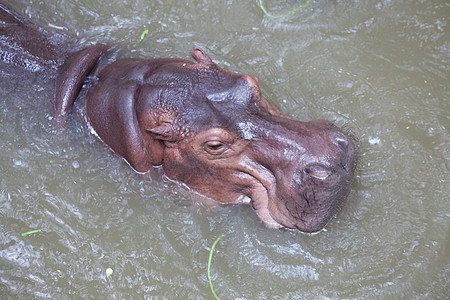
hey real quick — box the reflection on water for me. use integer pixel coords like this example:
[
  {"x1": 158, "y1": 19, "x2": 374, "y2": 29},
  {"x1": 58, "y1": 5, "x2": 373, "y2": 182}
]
[{"x1": 0, "y1": 0, "x2": 448, "y2": 298}]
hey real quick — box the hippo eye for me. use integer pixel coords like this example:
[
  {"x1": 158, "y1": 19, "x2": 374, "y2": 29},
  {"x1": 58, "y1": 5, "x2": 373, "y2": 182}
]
[
  {"x1": 204, "y1": 140, "x2": 228, "y2": 155},
  {"x1": 305, "y1": 164, "x2": 332, "y2": 180}
]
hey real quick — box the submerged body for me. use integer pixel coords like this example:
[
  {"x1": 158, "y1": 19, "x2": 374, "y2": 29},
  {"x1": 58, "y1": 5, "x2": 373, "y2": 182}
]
[{"x1": 0, "y1": 4, "x2": 356, "y2": 233}]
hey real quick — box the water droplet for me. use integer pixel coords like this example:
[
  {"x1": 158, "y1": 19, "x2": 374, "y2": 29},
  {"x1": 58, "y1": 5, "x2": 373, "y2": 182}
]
[
  {"x1": 368, "y1": 136, "x2": 381, "y2": 145},
  {"x1": 106, "y1": 268, "x2": 113, "y2": 277}
]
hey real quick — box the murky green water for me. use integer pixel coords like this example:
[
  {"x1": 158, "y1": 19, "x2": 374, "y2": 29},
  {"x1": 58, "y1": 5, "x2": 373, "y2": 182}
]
[{"x1": 1, "y1": 0, "x2": 448, "y2": 298}]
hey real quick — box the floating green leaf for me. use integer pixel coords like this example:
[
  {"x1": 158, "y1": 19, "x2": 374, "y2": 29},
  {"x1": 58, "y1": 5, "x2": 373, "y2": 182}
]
[
  {"x1": 139, "y1": 29, "x2": 149, "y2": 42},
  {"x1": 208, "y1": 235, "x2": 223, "y2": 300},
  {"x1": 21, "y1": 229, "x2": 41, "y2": 236}
]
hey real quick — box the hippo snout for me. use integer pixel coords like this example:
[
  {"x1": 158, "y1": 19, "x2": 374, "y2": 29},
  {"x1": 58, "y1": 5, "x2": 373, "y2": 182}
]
[
  {"x1": 298, "y1": 129, "x2": 356, "y2": 233},
  {"x1": 256, "y1": 119, "x2": 358, "y2": 234}
]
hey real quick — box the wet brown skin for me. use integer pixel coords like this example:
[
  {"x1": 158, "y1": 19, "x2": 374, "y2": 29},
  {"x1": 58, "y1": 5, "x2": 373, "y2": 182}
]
[{"x1": 1, "y1": 4, "x2": 357, "y2": 233}]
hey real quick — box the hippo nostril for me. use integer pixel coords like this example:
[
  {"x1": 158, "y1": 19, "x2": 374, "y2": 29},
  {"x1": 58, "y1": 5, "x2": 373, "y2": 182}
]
[
  {"x1": 305, "y1": 164, "x2": 332, "y2": 180},
  {"x1": 330, "y1": 131, "x2": 350, "y2": 151}
]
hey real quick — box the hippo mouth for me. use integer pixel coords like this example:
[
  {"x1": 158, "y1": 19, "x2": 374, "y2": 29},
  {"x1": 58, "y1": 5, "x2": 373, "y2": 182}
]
[
  {"x1": 236, "y1": 155, "x2": 349, "y2": 234},
  {"x1": 235, "y1": 157, "x2": 304, "y2": 231}
]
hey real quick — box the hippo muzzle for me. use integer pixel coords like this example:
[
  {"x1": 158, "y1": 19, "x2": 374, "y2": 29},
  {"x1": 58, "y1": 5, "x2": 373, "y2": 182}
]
[
  {"x1": 216, "y1": 116, "x2": 357, "y2": 234},
  {"x1": 260, "y1": 119, "x2": 356, "y2": 233}
]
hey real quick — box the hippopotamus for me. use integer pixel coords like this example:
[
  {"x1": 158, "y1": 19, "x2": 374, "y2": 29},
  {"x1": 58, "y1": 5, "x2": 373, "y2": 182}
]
[{"x1": 0, "y1": 4, "x2": 357, "y2": 234}]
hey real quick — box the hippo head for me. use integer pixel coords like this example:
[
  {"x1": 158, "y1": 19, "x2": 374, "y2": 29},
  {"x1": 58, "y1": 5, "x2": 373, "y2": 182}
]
[{"x1": 140, "y1": 49, "x2": 357, "y2": 233}]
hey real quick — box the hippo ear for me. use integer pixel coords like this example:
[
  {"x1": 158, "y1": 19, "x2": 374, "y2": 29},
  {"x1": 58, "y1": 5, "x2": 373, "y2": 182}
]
[
  {"x1": 191, "y1": 48, "x2": 213, "y2": 64},
  {"x1": 147, "y1": 123, "x2": 177, "y2": 142}
]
